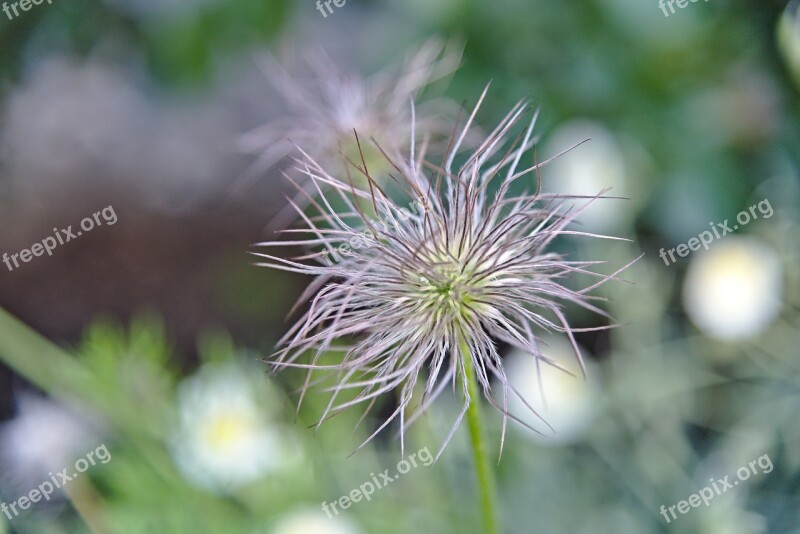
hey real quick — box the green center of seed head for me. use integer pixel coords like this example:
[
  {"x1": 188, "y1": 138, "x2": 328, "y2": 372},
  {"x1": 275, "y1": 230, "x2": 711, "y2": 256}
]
[
  {"x1": 433, "y1": 280, "x2": 455, "y2": 296},
  {"x1": 421, "y1": 264, "x2": 477, "y2": 317}
]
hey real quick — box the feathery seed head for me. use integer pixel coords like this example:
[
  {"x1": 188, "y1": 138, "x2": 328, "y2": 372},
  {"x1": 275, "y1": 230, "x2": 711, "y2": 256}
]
[
  {"x1": 254, "y1": 86, "x2": 638, "y2": 459},
  {"x1": 237, "y1": 39, "x2": 464, "y2": 226}
]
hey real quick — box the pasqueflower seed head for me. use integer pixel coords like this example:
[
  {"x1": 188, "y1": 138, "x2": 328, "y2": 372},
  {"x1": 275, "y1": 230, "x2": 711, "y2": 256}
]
[
  {"x1": 253, "y1": 86, "x2": 638, "y2": 459},
  {"x1": 238, "y1": 39, "x2": 463, "y2": 228}
]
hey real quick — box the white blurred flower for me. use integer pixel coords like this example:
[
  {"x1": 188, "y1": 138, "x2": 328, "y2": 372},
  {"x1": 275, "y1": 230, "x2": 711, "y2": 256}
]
[
  {"x1": 0, "y1": 394, "x2": 100, "y2": 491},
  {"x1": 503, "y1": 338, "x2": 600, "y2": 445},
  {"x1": 683, "y1": 237, "x2": 783, "y2": 341},
  {"x1": 170, "y1": 362, "x2": 296, "y2": 494},
  {"x1": 272, "y1": 509, "x2": 362, "y2": 534},
  {"x1": 542, "y1": 120, "x2": 629, "y2": 231}
]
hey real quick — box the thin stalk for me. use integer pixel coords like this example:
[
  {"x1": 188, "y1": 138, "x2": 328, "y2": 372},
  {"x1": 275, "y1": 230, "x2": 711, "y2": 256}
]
[
  {"x1": 460, "y1": 337, "x2": 498, "y2": 534},
  {"x1": 64, "y1": 478, "x2": 110, "y2": 534}
]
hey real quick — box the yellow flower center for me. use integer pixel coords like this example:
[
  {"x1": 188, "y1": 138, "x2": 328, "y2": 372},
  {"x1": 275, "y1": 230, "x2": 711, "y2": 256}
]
[{"x1": 203, "y1": 412, "x2": 255, "y2": 451}]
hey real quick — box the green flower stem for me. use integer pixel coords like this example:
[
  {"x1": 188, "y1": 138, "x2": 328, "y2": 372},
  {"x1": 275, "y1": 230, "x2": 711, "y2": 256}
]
[
  {"x1": 0, "y1": 307, "x2": 91, "y2": 395},
  {"x1": 460, "y1": 337, "x2": 499, "y2": 534}
]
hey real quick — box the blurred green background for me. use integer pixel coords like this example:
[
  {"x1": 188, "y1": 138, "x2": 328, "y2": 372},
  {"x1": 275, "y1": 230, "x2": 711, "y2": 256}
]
[{"x1": 1, "y1": 0, "x2": 799, "y2": 532}]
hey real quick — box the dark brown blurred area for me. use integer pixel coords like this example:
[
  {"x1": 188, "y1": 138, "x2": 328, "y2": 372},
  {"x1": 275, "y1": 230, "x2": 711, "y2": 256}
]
[{"x1": 0, "y1": 188, "x2": 309, "y2": 411}]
